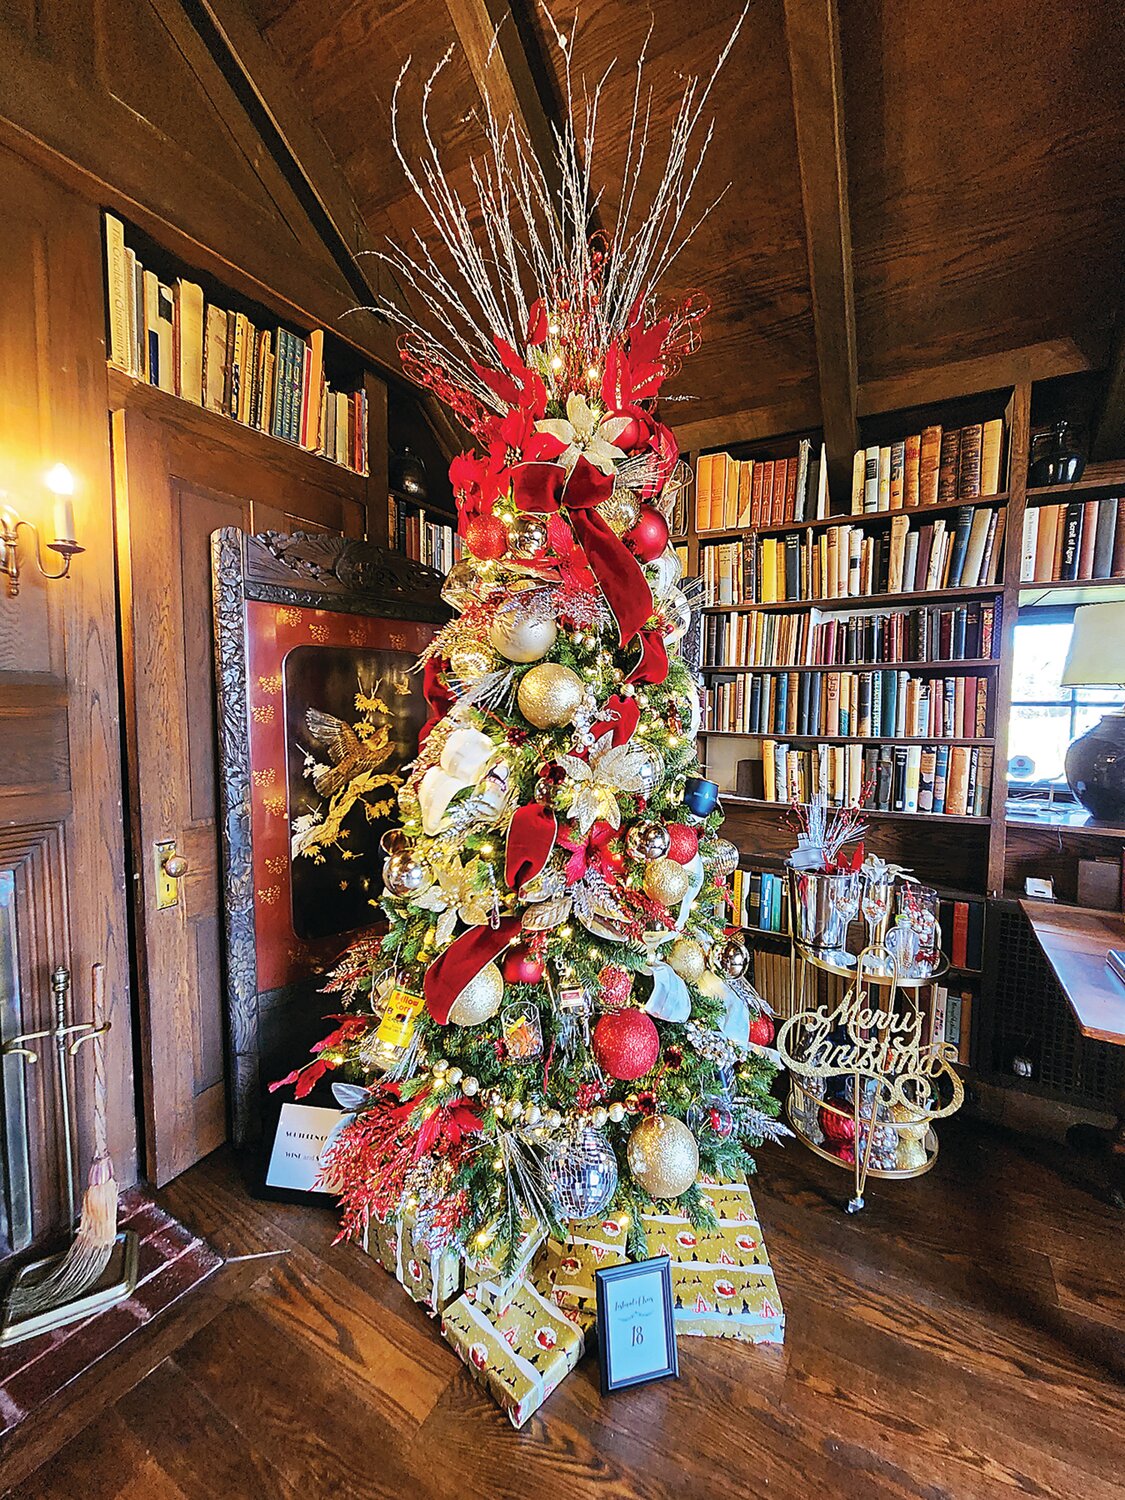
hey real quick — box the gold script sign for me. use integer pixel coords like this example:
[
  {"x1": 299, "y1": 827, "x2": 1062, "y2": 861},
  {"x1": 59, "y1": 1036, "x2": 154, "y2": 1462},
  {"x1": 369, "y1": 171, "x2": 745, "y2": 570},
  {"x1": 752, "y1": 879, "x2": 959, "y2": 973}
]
[{"x1": 775, "y1": 992, "x2": 964, "y2": 1119}]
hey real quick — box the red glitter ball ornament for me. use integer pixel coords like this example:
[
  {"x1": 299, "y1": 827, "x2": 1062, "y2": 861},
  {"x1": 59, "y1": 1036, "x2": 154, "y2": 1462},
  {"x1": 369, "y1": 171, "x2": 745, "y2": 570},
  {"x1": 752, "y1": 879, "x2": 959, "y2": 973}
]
[
  {"x1": 598, "y1": 965, "x2": 633, "y2": 1011},
  {"x1": 623, "y1": 505, "x2": 669, "y2": 563},
  {"x1": 818, "y1": 1106, "x2": 855, "y2": 1145},
  {"x1": 502, "y1": 942, "x2": 545, "y2": 985},
  {"x1": 664, "y1": 824, "x2": 699, "y2": 865},
  {"x1": 465, "y1": 515, "x2": 508, "y2": 560},
  {"x1": 592, "y1": 1010, "x2": 660, "y2": 1081},
  {"x1": 748, "y1": 1015, "x2": 775, "y2": 1047}
]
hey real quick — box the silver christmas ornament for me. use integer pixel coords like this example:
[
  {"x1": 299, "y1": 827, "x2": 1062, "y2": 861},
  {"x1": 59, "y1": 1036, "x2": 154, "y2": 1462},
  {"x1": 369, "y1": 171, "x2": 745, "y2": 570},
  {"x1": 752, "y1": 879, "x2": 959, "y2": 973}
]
[
  {"x1": 383, "y1": 849, "x2": 430, "y2": 897},
  {"x1": 711, "y1": 937, "x2": 750, "y2": 979},
  {"x1": 441, "y1": 558, "x2": 479, "y2": 611},
  {"x1": 508, "y1": 514, "x2": 549, "y2": 559},
  {"x1": 710, "y1": 839, "x2": 740, "y2": 876},
  {"x1": 625, "y1": 819, "x2": 671, "y2": 861},
  {"x1": 542, "y1": 1125, "x2": 618, "y2": 1219},
  {"x1": 633, "y1": 747, "x2": 665, "y2": 797}
]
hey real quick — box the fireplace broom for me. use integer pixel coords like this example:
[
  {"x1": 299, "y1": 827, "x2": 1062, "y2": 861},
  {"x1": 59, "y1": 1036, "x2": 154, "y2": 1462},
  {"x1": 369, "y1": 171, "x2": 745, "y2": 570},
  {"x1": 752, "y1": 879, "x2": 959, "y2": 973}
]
[{"x1": 7, "y1": 963, "x2": 119, "y2": 1316}]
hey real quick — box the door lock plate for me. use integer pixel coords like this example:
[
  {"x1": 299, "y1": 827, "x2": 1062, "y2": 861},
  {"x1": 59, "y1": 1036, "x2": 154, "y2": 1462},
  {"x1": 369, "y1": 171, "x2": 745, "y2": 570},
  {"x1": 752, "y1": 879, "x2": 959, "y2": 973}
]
[{"x1": 154, "y1": 840, "x2": 181, "y2": 910}]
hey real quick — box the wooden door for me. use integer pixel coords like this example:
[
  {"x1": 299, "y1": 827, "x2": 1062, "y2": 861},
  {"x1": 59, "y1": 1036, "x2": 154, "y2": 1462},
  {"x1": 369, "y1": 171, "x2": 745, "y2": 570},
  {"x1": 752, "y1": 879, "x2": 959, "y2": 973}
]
[{"x1": 112, "y1": 396, "x2": 366, "y2": 1183}]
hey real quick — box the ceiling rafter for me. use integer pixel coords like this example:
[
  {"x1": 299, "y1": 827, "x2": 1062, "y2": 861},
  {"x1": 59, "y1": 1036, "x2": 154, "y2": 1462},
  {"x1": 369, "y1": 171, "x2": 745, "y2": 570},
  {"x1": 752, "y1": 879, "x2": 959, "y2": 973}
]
[{"x1": 781, "y1": 0, "x2": 857, "y2": 488}]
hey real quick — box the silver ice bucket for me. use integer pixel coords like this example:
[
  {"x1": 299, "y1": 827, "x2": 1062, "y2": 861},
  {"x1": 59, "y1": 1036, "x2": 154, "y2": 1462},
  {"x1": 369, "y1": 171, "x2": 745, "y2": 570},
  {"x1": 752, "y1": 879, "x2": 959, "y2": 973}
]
[{"x1": 787, "y1": 866, "x2": 858, "y2": 955}]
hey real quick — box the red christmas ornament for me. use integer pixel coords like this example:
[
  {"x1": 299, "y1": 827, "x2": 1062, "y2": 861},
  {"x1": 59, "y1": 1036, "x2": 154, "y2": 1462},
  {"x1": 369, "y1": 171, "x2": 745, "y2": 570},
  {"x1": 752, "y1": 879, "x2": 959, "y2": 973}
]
[
  {"x1": 592, "y1": 1010, "x2": 660, "y2": 1081},
  {"x1": 598, "y1": 965, "x2": 633, "y2": 1012},
  {"x1": 664, "y1": 1044, "x2": 684, "y2": 1070},
  {"x1": 502, "y1": 943, "x2": 545, "y2": 985},
  {"x1": 465, "y1": 515, "x2": 508, "y2": 560},
  {"x1": 623, "y1": 505, "x2": 669, "y2": 563},
  {"x1": 664, "y1": 824, "x2": 699, "y2": 865},
  {"x1": 748, "y1": 1015, "x2": 775, "y2": 1047},
  {"x1": 818, "y1": 1106, "x2": 855, "y2": 1145},
  {"x1": 635, "y1": 1088, "x2": 658, "y2": 1117}
]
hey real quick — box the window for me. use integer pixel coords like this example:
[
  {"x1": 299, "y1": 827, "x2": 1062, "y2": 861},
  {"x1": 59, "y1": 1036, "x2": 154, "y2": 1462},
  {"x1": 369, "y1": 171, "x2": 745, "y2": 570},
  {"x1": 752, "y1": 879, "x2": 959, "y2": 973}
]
[{"x1": 1008, "y1": 614, "x2": 1125, "y2": 789}]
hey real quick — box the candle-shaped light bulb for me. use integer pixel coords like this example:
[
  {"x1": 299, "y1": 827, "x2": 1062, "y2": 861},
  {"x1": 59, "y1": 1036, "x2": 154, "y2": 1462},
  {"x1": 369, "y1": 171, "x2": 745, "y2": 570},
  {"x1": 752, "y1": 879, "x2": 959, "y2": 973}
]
[{"x1": 45, "y1": 463, "x2": 76, "y2": 544}]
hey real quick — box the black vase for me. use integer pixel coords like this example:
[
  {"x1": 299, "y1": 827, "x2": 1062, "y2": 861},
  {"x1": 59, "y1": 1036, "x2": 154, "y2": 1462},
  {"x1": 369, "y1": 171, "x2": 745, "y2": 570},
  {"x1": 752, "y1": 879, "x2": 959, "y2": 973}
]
[
  {"x1": 1065, "y1": 712, "x2": 1125, "y2": 821},
  {"x1": 1028, "y1": 421, "x2": 1086, "y2": 487}
]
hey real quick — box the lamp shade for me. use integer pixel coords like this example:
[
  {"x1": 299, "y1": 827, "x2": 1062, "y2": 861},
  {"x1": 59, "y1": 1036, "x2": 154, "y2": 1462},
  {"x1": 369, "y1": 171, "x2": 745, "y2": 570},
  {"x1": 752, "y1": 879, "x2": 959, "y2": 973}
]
[{"x1": 1060, "y1": 602, "x2": 1125, "y2": 688}]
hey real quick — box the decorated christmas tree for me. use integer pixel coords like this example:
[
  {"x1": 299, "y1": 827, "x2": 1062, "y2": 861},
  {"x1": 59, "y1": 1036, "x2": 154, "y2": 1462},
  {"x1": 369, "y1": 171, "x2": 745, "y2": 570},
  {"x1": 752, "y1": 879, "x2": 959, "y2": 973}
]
[{"x1": 279, "y1": 20, "x2": 783, "y2": 1285}]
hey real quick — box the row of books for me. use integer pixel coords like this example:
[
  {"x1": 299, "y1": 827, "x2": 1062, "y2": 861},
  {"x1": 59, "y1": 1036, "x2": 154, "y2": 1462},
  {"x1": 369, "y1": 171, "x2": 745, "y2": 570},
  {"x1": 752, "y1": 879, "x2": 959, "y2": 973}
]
[
  {"x1": 700, "y1": 601, "x2": 1001, "y2": 669},
  {"x1": 850, "y1": 421, "x2": 1005, "y2": 513},
  {"x1": 731, "y1": 868, "x2": 790, "y2": 935},
  {"x1": 754, "y1": 739, "x2": 994, "y2": 817},
  {"x1": 746, "y1": 946, "x2": 798, "y2": 1020},
  {"x1": 104, "y1": 214, "x2": 369, "y2": 475},
  {"x1": 705, "y1": 670, "x2": 991, "y2": 741},
  {"x1": 389, "y1": 500, "x2": 463, "y2": 573},
  {"x1": 939, "y1": 898, "x2": 986, "y2": 972},
  {"x1": 704, "y1": 505, "x2": 1005, "y2": 605},
  {"x1": 1019, "y1": 496, "x2": 1125, "y2": 583},
  {"x1": 695, "y1": 439, "x2": 829, "y2": 531},
  {"x1": 931, "y1": 985, "x2": 974, "y2": 1066}
]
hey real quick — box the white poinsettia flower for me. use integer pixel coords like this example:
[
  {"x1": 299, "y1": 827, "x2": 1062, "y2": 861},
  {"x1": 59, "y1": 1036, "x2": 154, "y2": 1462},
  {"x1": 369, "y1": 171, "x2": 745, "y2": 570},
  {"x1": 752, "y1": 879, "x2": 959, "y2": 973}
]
[
  {"x1": 535, "y1": 393, "x2": 631, "y2": 476},
  {"x1": 556, "y1": 731, "x2": 654, "y2": 837}
]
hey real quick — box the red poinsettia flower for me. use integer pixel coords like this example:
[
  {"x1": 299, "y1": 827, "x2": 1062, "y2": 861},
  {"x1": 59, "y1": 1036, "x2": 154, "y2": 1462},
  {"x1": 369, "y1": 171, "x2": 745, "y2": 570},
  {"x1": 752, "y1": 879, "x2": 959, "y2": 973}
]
[
  {"x1": 270, "y1": 1014, "x2": 369, "y2": 1098},
  {"x1": 485, "y1": 404, "x2": 565, "y2": 479},
  {"x1": 525, "y1": 298, "x2": 550, "y2": 348},
  {"x1": 471, "y1": 336, "x2": 549, "y2": 419}
]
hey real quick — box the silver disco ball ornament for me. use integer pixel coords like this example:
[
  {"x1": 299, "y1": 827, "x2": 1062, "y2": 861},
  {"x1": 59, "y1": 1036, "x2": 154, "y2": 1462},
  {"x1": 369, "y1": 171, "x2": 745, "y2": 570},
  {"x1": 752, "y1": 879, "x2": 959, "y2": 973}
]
[
  {"x1": 634, "y1": 747, "x2": 665, "y2": 797},
  {"x1": 542, "y1": 1125, "x2": 618, "y2": 1220}
]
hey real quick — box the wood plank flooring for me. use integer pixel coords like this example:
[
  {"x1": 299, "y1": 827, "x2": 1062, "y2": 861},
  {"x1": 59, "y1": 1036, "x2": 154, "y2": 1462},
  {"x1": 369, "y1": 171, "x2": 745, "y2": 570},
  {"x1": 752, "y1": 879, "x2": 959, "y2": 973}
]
[{"x1": 6, "y1": 1118, "x2": 1123, "y2": 1500}]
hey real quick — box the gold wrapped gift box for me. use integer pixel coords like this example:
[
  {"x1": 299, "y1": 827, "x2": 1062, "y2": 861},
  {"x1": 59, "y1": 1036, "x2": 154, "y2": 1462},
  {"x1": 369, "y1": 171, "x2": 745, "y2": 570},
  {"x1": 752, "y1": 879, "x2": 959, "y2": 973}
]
[
  {"x1": 543, "y1": 1211, "x2": 630, "y2": 1315},
  {"x1": 461, "y1": 1216, "x2": 546, "y2": 1316},
  {"x1": 641, "y1": 1174, "x2": 785, "y2": 1344},
  {"x1": 441, "y1": 1269, "x2": 586, "y2": 1429},
  {"x1": 360, "y1": 1208, "x2": 462, "y2": 1316}
]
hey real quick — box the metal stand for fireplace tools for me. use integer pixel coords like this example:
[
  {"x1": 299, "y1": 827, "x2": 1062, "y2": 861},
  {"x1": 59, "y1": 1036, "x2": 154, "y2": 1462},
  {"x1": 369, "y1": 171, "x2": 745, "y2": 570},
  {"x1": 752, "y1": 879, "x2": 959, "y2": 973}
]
[{"x1": 0, "y1": 965, "x2": 138, "y2": 1345}]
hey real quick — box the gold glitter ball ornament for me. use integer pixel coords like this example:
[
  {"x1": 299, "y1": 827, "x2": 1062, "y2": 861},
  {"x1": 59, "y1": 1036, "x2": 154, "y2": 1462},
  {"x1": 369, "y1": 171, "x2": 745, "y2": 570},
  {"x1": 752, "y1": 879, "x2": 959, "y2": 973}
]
[
  {"x1": 448, "y1": 641, "x2": 497, "y2": 684},
  {"x1": 489, "y1": 612, "x2": 558, "y2": 663},
  {"x1": 643, "y1": 856, "x2": 691, "y2": 906},
  {"x1": 667, "y1": 936, "x2": 707, "y2": 984},
  {"x1": 626, "y1": 1114, "x2": 699, "y2": 1199},
  {"x1": 447, "y1": 962, "x2": 504, "y2": 1026},
  {"x1": 517, "y1": 663, "x2": 584, "y2": 728}
]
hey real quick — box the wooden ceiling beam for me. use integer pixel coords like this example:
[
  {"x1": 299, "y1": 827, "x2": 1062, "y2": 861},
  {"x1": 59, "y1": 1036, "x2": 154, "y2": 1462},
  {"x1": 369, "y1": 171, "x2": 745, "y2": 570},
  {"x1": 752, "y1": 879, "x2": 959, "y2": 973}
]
[
  {"x1": 782, "y1": 0, "x2": 857, "y2": 491},
  {"x1": 858, "y1": 339, "x2": 1097, "y2": 418},
  {"x1": 444, "y1": 0, "x2": 563, "y2": 201},
  {"x1": 672, "y1": 394, "x2": 823, "y2": 454}
]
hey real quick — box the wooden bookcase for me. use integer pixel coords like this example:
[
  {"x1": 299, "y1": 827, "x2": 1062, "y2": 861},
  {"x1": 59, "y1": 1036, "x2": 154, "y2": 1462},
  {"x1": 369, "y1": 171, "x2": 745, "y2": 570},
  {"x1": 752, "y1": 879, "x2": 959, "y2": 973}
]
[{"x1": 682, "y1": 378, "x2": 1125, "y2": 1079}]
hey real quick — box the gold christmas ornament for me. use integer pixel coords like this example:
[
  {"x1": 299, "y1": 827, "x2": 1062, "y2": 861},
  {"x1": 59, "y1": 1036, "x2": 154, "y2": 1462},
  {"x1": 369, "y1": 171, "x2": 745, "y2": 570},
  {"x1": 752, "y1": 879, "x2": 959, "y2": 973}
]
[
  {"x1": 643, "y1": 856, "x2": 691, "y2": 906},
  {"x1": 517, "y1": 663, "x2": 584, "y2": 728},
  {"x1": 447, "y1": 962, "x2": 504, "y2": 1026},
  {"x1": 626, "y1": 1114, "x2": 699, "y2": 1199},
  {"x1": 598, "y1": 488, "x2": 641, "y2": 536},
  {"x1": 667, "y1": 936, "x2": 707, "y2": 984},
  {"x1": 507, "y1": 514, "x2": 550, "y2": 559},
  {"x1": 711, "y1": 937, "x2": 750, "y2": 979},
  {"x1": 489, "y1": 612, "x2": 558, "y2": 663},
  {"x1": 449, "y1": 641, "x2": 497, "y2": 684}
]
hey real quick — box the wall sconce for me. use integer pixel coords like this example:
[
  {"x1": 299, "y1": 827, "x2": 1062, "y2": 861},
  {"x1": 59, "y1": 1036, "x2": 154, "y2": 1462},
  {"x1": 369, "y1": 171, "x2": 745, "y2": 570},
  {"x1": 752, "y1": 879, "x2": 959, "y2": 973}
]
[{"x1": 0, "y1": 464, "x2": 85, "y2": 598}]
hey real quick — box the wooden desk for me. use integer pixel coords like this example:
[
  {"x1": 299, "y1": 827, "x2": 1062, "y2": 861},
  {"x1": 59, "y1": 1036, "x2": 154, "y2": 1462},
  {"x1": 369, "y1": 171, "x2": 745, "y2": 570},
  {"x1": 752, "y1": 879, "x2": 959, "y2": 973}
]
[
  {"x1": 1021, "y1": 900, "x2": 1125, "y2": 1206},
  {"x1": 1019, "y1": 902, "x2": 1125, "y2": 1046}
]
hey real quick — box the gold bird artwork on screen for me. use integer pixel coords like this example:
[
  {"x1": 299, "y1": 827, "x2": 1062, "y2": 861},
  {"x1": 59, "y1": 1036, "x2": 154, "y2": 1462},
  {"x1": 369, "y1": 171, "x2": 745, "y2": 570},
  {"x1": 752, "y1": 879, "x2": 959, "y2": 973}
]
[{"x1": 291, "y1": 671, "x2": 406, "y2": 864}]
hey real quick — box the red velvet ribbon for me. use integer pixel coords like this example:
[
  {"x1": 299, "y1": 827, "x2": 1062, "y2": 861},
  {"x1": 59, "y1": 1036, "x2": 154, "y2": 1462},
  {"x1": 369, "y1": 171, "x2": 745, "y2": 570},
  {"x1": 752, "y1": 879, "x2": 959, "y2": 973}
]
[
  {"x1": 504, "y1": 803, "x2": 558, "y2": 892},
  {"x1": 511, "y1": 457, "x2": 654, "y2": 646},
  {"x1": 424, "y1": 914, "x2": 523, "y2": 1025},
  {"x1": 419, "y1": 656, "x2": 455, "y2": 748},
  {"x1": 591, "y1": 694, "x2": 640, "y2": 746},
  {"x1": 628, "y1": 628, "x2": 669, "y2": 687}
]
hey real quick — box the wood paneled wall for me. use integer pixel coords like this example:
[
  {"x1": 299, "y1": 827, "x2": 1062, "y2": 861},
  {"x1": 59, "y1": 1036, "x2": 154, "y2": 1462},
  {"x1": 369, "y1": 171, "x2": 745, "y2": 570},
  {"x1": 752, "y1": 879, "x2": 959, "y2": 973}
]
[{"x1": 0, "y1": 146, "x2": 136, "y2": 1241}]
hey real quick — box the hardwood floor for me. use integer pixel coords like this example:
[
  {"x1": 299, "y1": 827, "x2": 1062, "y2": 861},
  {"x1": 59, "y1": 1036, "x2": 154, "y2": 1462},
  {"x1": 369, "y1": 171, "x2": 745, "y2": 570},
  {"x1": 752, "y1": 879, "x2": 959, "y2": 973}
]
[{"x1": 7, "y1": 1118, "x2": 1123, "y2": 1500}]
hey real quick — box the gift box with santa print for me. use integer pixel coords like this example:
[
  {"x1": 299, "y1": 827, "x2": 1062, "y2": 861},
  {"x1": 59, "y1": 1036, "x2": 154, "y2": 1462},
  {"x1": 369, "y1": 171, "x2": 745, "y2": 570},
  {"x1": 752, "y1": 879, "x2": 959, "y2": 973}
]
[
  {"x1": 460, "y1": 1215, "x2": 547, "y2": 1316},
  {"x1": 360, "y1": 1205, "x2": 462, "y2": 1316},
  {"x1": 441, "y1": 1274, "x2": 586, "y2": 1429},
  {"x1": 640, "y1": 1174, "x2": 785, "y2": 1344},
  {"x1": 544, "y1": 1210, "x2": 630, "y2": 1315}
]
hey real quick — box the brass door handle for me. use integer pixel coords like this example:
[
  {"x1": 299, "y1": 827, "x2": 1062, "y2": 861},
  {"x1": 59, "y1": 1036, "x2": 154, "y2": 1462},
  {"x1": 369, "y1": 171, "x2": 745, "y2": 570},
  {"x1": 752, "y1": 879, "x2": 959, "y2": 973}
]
[
  {"x1": 154, "y1": 840, "x2": 188, "y2": 908},
  {"x1": 162, "y1": 851, "x2": 188, "y2": 879}
]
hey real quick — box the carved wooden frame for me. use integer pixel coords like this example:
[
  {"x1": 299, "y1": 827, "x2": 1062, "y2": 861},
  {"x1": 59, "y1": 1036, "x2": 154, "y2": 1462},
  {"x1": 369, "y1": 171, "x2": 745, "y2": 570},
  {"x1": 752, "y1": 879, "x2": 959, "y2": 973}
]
[{"x1": 211, "y1": 528, "x2": 446, "y2": 1145}]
